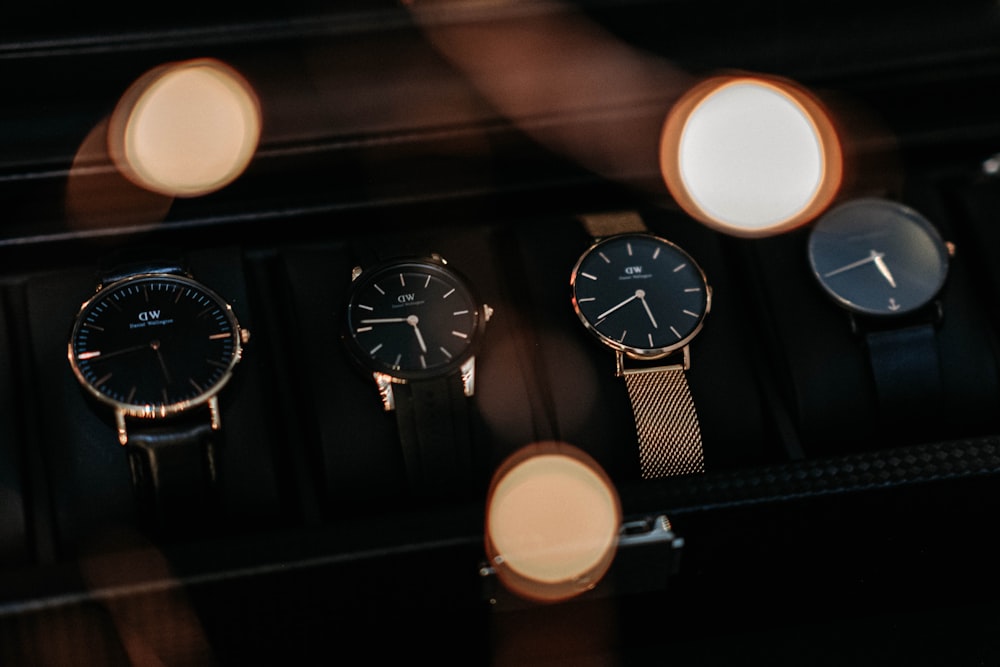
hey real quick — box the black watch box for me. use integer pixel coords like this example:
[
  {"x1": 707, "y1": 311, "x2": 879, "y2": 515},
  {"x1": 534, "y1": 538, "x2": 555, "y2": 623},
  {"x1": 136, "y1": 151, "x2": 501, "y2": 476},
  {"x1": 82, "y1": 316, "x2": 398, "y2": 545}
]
[{"x1": 3, "y1": 2, "x2": 1000, "y2": 665}]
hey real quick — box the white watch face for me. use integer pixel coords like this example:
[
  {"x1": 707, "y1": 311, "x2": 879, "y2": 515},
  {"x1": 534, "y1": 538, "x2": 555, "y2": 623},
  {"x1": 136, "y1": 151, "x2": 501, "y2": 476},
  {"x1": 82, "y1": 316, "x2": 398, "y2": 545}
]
[{"x1": 807, "y1": 198, "x2": 950, "y2": 316}]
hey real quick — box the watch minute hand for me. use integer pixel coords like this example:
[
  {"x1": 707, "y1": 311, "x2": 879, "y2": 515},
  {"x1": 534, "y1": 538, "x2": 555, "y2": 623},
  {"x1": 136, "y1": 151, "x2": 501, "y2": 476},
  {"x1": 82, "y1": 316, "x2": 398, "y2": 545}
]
[
  {"x1": 822, "y1": 250, "x2": 881, "y2": 278},
  {"x1": 597, "y1": 293, "x2": 638, "y2": 320},
  {"x1": 82, "y1": 341, "x2": 153, "y2": 361},
  {"x1": 360, "y1": 317, "x2": 408, "y2": 324}
]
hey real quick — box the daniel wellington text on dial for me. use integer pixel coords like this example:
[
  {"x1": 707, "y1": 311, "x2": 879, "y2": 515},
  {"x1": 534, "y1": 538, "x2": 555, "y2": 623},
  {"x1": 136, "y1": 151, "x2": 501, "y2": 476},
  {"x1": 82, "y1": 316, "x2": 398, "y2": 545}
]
[
  {"x1": 68, "y1": 273, "x2": 247, "y2": 444},
  {"x1": 343, "y1": 258, "x2": 487, "y2": 384},
  {"x1": 571, "y1": 234, "x2": 710, "y2": 363}
]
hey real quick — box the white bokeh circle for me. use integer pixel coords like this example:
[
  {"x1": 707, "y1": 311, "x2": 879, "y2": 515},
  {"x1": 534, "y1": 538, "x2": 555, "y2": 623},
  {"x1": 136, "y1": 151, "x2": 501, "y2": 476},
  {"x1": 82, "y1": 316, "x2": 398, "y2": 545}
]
[
  {"x1": 485, "y1": 443, "x2": 621, "y2": 602},
  {"x1": 661, "y1": 75, "x2": 842, "y2": 237},
  {"x1": 108, "y1": 58, "x2": 261, "y2": 198}
]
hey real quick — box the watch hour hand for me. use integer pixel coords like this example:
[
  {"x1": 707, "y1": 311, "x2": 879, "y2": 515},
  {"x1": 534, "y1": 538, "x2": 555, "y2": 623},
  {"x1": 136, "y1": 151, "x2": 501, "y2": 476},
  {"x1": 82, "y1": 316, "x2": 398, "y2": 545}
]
[
  {"x1": 636, "y1": 290, "x2": 658, "y2": 328},
  {"x1": 411, "y1": 323, "x2": 428, "y2": 353},
  {"x1": 406, "y1": 314, "x2": 428, "y2": 353},
  {"x1": 150, "y1": 340, "x2": 172, "y2": 384},
  {"x1": 872, "y1": 253, "x2": 897, "y2": 287}
]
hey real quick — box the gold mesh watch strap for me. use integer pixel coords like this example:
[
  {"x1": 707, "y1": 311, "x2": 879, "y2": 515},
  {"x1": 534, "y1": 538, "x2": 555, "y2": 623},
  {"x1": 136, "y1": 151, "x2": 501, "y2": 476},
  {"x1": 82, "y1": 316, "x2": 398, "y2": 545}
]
[
  {"x1": 623, "y1": 367, "x2": 705, "y2": 479},
  {"x1": 579, "y1": 210, "x2": 648, "y2": 236},
  {"x1": 579, "y1": 211, "x2": 706, "y2": 479}
]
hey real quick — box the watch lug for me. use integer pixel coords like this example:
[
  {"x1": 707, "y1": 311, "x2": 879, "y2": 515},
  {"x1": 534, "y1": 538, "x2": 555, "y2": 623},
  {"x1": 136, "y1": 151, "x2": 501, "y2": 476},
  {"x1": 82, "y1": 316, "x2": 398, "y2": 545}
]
[
  {"x1": 115, "y1": 409, "x2": 129, "y2": 445},
  {"x1": 460, "y1": 357, "x2": 476, "y2": 397},
  {"x1": 847, "y1": 312, "x2": 862, "y2": 336},
  {"x1": 932, "y1": 299, "x2": 945, "y2": 325},
  {"x1": 373, "y1": 372, "x2": 396, "y2": 411},
  {"x1": 374, "y1": 359, "x2": 476, "y2": 407},
  {"x1": 208, "y1": 395, "x2": 222, "y2": 430}
]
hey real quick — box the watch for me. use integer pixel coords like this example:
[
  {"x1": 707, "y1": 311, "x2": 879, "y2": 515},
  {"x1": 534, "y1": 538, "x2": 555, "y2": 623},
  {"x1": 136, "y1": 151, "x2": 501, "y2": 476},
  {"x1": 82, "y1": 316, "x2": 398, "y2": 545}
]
[
  {"x1": 571, "y1": 211, "x2": 712, "y2": 479},
  {"x1": 806, "y1": 197, "x2": 953, "y2": 429},
  {"x1": 342, "y1": 253, "x2": 492, "y2": 496},
  {"x1": 68, "y1": 260, "x2": 250, "y2": 531}
]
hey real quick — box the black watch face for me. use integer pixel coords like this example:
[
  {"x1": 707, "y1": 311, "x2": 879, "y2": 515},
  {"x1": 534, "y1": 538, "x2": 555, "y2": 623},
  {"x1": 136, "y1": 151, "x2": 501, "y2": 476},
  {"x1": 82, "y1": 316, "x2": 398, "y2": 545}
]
[
  {"x1": 343, "y1": 258, "x2": 485, "y2": 380},
  {"x1": 807, "y1": 198, "x2": 950, "y2": 317},
  {"x1": 571, "y1": 233, "x2": 711, "y2": 359},
  {"x1": 68, "y1": 274, "x2": 244, "y2": 415}
]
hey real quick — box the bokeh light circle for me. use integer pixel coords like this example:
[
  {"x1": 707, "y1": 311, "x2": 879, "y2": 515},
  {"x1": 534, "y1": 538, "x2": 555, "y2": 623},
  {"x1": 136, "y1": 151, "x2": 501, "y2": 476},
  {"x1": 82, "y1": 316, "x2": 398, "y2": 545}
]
[
  {"x1": 660, "y1": 74, "x2": 843, "y2": 237},
  {"x1": 108, "y1": 58, "x2": 261, "y2": 198},
  {"x1": 485, "y1": 442, "x2": 621, "y2": 603}
]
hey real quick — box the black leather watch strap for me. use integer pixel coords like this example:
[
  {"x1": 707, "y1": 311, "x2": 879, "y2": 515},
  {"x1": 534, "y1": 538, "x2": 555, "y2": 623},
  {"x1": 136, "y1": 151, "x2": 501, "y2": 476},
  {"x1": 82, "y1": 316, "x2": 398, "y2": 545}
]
[
  {"x1": 126, "y1": 419, "x2": 221, "y2": 534},
  {"x1": 97, "y1": 247, "x2": 188, "y2": 286},
  {"x1": 346, "y1": 236, "x2": 483, "y2": 497},
  {"x1": 865, "y1": 322, "x2": 944, "y2": 433},
  {"x1": 391, "y1": 374, "x2": 475, "y2": 497},
  {"x1": 100, "y1": 255, "x2": 219, "y2": 533}
]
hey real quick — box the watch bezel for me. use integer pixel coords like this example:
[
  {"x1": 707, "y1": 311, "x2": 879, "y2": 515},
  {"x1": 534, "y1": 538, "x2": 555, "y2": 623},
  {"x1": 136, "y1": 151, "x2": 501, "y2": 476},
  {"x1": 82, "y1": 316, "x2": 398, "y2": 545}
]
[
  {"x1": 806, "y1": 197, "x2": 951, "y2": 318},
  {"x1": 67, "y1": 271, "x2": 246, "y2": 420},
  {"x1": 342, "y1": 256, "x2": 488, "y2": 382},
  {"x1": 570, "y1": 232, "x2": 712, "y2": 361}
]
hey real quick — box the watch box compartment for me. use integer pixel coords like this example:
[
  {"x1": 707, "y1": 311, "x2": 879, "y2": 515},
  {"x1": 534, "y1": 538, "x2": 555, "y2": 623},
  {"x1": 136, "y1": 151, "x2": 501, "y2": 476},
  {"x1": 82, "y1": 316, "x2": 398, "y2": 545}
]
[
  {"x1": 10, "y1": 246, "x2": 286, "y2": 556},
  {"x1": 744, "y1": 182, "x2": 1000, "y2": 456}
]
